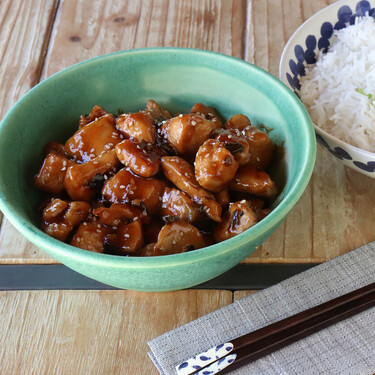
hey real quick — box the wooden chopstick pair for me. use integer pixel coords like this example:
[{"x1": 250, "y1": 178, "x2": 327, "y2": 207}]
[{"x1": 176, "y1": 282, "x2": 375, "y2": 375}]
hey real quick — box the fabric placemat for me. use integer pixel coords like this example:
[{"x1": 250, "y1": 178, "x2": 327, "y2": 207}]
[{"x1": 148, "y1": 242, "x2": 375, "y2": 374}]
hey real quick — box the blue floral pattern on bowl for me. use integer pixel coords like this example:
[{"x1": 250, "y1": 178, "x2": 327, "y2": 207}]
[{"x1": 281, "y1": 0, "x2": 375, "y2": 177}]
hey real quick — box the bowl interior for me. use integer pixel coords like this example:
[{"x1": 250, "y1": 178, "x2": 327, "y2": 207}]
[{"x1": 0, "y1": 48, "x2": 315, "y2": 289}]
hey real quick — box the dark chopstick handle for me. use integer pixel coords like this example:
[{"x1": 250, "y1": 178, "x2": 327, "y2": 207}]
[{"x1": 222, "y1": 282, "x2": 375, "y2": 373}]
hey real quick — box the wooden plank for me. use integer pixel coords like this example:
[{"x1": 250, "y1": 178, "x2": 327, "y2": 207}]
[
  {"x1": 0, "y1": 0, "x2": 59, "y2": 262},
  {"x1": 234, "y1": 290, "x2": 256, "y2": 301},
  {"x1": 0, "y1": 289, "x2": 232, "y2": 374},
  {"x1": 242, "y1": 0, "x2": 375, "y2": 263},
  {"x1": 2, "y1": 0, "x2": 374, "y2": 266},
  {"x1": 0, "y1": 0, "x2": 247, "y2": 263},
  {"x1": 43, "y1": 0, "x2": 246, "y2": 77}
]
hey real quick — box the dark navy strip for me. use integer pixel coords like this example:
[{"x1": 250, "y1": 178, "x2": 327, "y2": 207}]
[{"x1": 0, "y1": 263, "x2": 318, "y2": 291}]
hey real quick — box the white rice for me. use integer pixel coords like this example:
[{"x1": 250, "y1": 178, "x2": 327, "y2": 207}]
[{"x1": 298, "y1": 15, "x2": 375, "y2": 152}]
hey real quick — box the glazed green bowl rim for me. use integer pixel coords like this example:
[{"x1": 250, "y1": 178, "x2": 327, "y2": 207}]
[{"x1": 0, "y1": 47, "x2": 316, "y2": 269}]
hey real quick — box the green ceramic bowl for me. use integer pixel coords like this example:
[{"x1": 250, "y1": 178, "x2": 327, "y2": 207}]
[{"x1": 0, "y1": 48, "x2": 315, "y2": 292}]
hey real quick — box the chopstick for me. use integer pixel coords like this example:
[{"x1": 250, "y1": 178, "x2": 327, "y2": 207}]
[{"x1": 176, "y1": 282, "x2": 375, "y2": 375}]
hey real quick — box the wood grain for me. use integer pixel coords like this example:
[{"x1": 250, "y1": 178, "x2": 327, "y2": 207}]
[
  {"x1": 43, "y1": 0, "x2": 246, "y2": 77},
  {"x1": 0, "y1": 289, "x2": 232, "y2": 374},
  {"x1": 0, "y1": 0, "x2": 59, "y2": 263},
  {"x1": 0, "y1": 0, "x2": 247, "y2": 263},
  {"x1": 0, "y1": 0, "x2": 58, "y2": 228},
  {"x1": 1, "y1": 0, "x2": 375, "y2": 266},
  {"x1": 242, "y1": 0, "x2": 375, "y2": 263}
]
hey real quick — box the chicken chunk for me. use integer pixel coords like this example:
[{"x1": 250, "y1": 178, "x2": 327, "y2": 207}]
[
  {"x1": 155, "y1": 220, "x2": 205, "y2": 255},
  {"x1": 214, "y1": 128, "x2": 250, "y2": 165},
  {"x1": 101, "y1": 168, "x2": 166, "y2": 214},
  {"x1": 214, "y1": 200, "x2": 258, "y2": 242},
  {"x1": 79, "y1": 105, "x2": 109, "y2": 128},
  {"x1": 137, "y1": 242, "x2": 158, "y2": 256},
  {"x1": 115, "y1": 112, "x2": 155, "y2": 143},
  {"x1": 190, "y1": 103, "x2": 223, "y2": 127},
  {"x1": 64, "y1": 149, "x2": 120, "y2": 201},
  {"x1": 42, "y1": 199, "x2": 90, "y2": 241},
  {"x1": 92, "y1": 203, "x2": 146, "y2": 226},
  {"x1": 161, "y1": 114, "x2": 221, "y2": 157},
  {"x1": 35, "y1": 152, "x2": 74, "y2": 195},
  {"x1": 65, "y1": 114, "x2": 121, "y2": 162},
  {"x1": 241, "y1": 126, "x2": 274, "y2": 170},
  {"x1": 215, "y1": 188, "x2": 230, "y2": 208},
  {"x1": 43, "y1": 141, "x2": 66, "y2": 155},
  {"x1": 161, "y1": 187, "x2": 203, "y2": 224},
  {"x1": 229, "y1": 165, "x2": 278, "y2": 199},
  {"x1": 71, "y1": 221, "x2": 110, "y2": 253},
  {"x1": 145, "y1": 99, "x2": 172, "y2": 123},
  {"x1": 105, "y1": 220, "x2": 144, "y2": 254},
  {"x1": 161, "y1": 156, "x2": 222, "y2": 222},
  {"x1": 115, "y1": 139, "x2": 161, "y2": 177},
  {"x1": 195, "y1": 139, "x2": 239, "y2": 193},
  {"x1": 225, "y1": 114, "x2": 251, "y2": 130}
]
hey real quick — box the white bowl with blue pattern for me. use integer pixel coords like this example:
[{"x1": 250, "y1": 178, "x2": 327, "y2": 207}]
[{"x1": 279, "y1": 0, "x2": 375, "y2": 178}]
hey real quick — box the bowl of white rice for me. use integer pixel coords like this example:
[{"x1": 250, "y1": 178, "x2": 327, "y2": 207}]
[{"x1": 280, "y1": 0, "x2": 375, "y2": 178}]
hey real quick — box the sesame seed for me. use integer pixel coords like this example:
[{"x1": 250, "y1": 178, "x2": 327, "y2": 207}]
[
  {"x1": 180, "y1": 231, "x2": 184, "y2": 237},
  {"x1": 124, "y1": 234, "x2": 130, "y2": 238},
  {"x1": 93, "y1": 161, "x2": 99, "y2": 164},
  {"x1": 90, "y1": 148, "x2": 95, "y2": 153},
  {"x1": 228, "y1": 135, "x2": 232, "y2": 139},
  {"x1": 113, "y1": 219, "x2": 120, "y2": 225},
  {"x1": 107, "y1": 143, "x2": 113, "y2": 147},
  {"x1": 128, "y1": 190, "x2": 134, "y2": 195},
  {"x1": 136, "y1": 145, "x2": 141, "y2": 149},
  {"x1": 191, "y1": 120, "x2": 196, "y2": 126},
  {"x1": 104, "y1": 175, "x2": 108, "y2": 180},
  {"x1": 172, "y1": 240, "x2": 176, "y2": 245},
  {"x1": 76, "y1": 237, "x2": 81, "y2": 242},
  {"x1": 89, "y1": 154, "x2": 95, "y2": 158},
  {"x1": 133, "y1": 216, "x2": 138, "y2": 221},
  {"x1": 112, "y1": 226, "x2": 117, "y2": 230},
  {"x1": 208, "y1": 112, "x2": 214, "y2": 116},
  {"x1": 256, "y1": 157, "x2": 260, "y2": 161},
  {"x1": 120, "y1": 185, "x2": 125, "y2": 189},
  {"x1": 106, "y1": 163, "x2": 111, "y2": 167},
  {"x1": 120, "y1": 134, "x2": 124, "y2": 139},
  {"x1": 185, "y1": 173, "x2": 190, "y2": 177},
  {"x1": 240, "y1": 199, "x2": 246, "y2": 204},
  {"x1": 96, "y1": 229, "x2": 101, "y2": 233},
  {"x1": 61, "y1": 167, "x2": 66, "y2": 171},
  {"x1": 97, "y1": 224, "x2": 101, "y2": 228},
  {"x1": 83, "y1": 222, "x2": 87, "y2": 226},
  {"x1": 179, "y1": 114, "x2": 183, "y2": 117},
  {"x1": 206, "y1": 208, "x2": 211, "y2": 213},
  {"x1": 62, "y1": 160, "x2": 67, "y2": 166}
]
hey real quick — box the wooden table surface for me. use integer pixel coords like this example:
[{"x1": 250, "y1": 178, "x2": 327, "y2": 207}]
[{"x1": 0, "y1": 0, "x2": 374, "y2": 373}]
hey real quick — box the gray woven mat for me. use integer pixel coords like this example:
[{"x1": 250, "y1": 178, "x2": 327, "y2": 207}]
[{"x1": 148, "y1": 242, "x2": 375, "y2": 374}]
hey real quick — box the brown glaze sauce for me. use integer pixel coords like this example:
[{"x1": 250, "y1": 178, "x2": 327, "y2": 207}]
[{"x1": 35, "y1": 101, "x2": 279, "y2": 256}]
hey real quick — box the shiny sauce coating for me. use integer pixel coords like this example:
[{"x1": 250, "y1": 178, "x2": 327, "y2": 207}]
[{"x1": 35, "y1": 101, "x2": 278, "y2": 256}]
